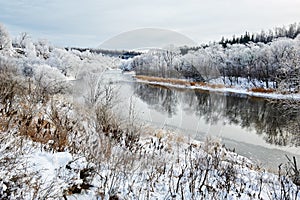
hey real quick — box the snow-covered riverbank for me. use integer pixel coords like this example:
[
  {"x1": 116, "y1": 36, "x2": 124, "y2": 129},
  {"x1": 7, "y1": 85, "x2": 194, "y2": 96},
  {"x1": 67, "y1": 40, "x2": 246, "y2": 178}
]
[
  {"x1": 1, "y1": 128, "x2": 299, "y2": 199},
  {"x1": 135, "y1": 75, "x2": 300, "y2": 100}
]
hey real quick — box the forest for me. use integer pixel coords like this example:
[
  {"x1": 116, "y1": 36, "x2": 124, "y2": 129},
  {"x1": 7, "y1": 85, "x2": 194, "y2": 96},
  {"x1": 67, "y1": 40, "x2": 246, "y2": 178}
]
[{"x1": 126, "y1": 23, "x2": 300, "y2": 93}]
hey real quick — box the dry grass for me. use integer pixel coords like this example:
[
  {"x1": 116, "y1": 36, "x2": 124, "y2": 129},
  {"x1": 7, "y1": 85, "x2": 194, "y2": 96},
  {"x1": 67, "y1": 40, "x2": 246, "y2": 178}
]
[
  {"x1": 207, "y1": 83, "x2": 225, "y2": 89},
  {"x1": 136, "y1": 75, "x2": 191, "y2": 86},
  {"x1": 17, "y1": 103, "x2": 71, "y2": 152},
  {"x1": 136, "y1": 75, "x2": 226, "y2": 89},
  {"x1": 249, "y1": 88, "x2": 275, "y2": 93},
  {"x1": 190, "y1": 82, "x2": 196, "y2": 86}
]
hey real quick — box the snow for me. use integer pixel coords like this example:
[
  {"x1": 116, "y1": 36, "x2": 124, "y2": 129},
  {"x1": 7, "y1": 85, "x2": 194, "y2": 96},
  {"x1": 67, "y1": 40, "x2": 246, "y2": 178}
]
[
  {"x1": 2, "y1": 127, "x2": 299, "y2": 199},
  {"x1": 29, "y1": 151, "x2": 73, "y2": 180}
]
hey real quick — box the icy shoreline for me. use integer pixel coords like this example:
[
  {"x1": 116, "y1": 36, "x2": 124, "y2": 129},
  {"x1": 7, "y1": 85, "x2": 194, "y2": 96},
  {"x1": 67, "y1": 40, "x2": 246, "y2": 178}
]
[{"x1": 135, "y1": 77, "x2": 300, "y2": 101}]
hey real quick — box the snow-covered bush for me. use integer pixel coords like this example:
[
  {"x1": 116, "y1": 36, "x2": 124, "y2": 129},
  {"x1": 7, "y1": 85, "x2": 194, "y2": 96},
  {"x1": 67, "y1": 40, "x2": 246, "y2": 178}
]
[{"x1": 28, "y1": 64, "x2": 70, "y2": 103}]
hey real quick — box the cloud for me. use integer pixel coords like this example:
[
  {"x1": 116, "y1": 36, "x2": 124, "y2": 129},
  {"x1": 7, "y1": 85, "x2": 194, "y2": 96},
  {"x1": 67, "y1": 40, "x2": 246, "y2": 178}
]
[{"x1": 0, "y1": 0, "x2": 300, "y2": 47}]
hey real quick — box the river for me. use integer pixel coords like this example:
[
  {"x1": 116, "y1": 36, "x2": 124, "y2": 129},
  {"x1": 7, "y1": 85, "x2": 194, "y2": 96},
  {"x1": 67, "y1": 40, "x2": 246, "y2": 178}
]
[{"x1": 75, "y1": 70, "x2": 300, "y2": 171}]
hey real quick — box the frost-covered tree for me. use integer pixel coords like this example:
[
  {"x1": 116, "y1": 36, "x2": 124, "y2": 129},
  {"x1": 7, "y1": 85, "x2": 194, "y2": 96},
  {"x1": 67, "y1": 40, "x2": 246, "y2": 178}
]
[
  {"x1": 34, "y1": 39, "x2": 53, "y2": 59},
  {"x1": 12, "y1": 32, "x2": 37, "y2": 58},
  {"x1": 271, "y1": 37, "x2": 300, "y2": 92},
  {"x1": 162, "y1": 45, "x2": 180, "y2": 67},
  {"x1": 14, "y1": 32, "x2": 29, "y2": 49},
  {"x1": 47, "y1": 48, "x2": 81, "y2": 77},
  {"x1": 252, "y1": 43, "x2": 274, "y2": 88},
  {"x1": 74, "y1": 51, "x2": 119, "y2": 79},
  {"x1": 0, "y1": 23, "x2": 12, "y2": 52},
  {"x1": 185, "y1": 49, "x2": 210, "y2": 79}
]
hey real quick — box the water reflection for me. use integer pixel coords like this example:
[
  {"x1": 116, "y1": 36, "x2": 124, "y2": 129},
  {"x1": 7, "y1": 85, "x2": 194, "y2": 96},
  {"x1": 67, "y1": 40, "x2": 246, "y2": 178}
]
[
  {"x1": 134, "y1": 83, "x2": 300, "y2": 147},
  {"x1": 134, "y1": 84, "x2": 178, "y2": 117}
]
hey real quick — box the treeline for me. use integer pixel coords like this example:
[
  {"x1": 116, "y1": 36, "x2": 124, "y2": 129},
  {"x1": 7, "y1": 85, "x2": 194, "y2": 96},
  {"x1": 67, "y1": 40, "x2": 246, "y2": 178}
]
[
  {"x1": 179, "y1": 22, "x2": 300, "y2": 54},
  {"x1": 69, "y1": 47, "x2": 141, "y2": 58},
  {"x1": 219, "y1": 22, "x2": 300, "y2": 47}
]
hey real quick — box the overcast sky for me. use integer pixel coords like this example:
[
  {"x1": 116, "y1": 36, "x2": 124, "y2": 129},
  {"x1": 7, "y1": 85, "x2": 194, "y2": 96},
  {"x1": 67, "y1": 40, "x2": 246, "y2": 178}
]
[{"x1": 1, "y1": 0, "x2": 300, "y2": 48}]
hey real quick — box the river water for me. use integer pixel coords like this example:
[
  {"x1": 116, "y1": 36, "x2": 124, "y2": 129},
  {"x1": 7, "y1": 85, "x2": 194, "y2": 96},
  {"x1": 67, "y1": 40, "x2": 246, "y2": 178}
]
[{"x1": 76, "y1": 70, "x2": 300, "y2": 171}]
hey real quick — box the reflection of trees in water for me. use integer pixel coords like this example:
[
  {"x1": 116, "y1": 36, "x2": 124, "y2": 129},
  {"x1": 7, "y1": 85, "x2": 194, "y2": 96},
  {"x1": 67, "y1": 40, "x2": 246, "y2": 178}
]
[
  {"x1": 134, "y1": 83, "x2": 178, "y2": 117},
  {"x1": 182, "y1": 91, "x2": 225, "y2": 125},
  {"x1": 134, "y1": 83, "x2": 300, "y2": 147},
  {"x1": 185, "y1": 91, "x2": 300, "y2": 147}
]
